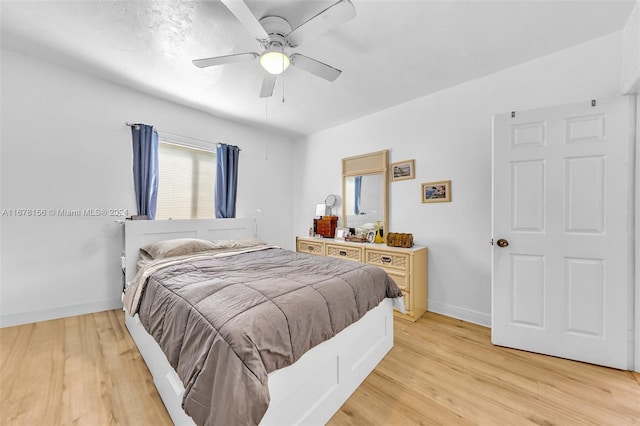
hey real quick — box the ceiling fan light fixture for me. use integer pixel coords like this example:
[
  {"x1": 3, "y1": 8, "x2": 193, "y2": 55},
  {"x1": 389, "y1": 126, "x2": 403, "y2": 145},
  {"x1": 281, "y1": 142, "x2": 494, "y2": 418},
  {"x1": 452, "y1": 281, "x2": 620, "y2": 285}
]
[{"x1": 260, "y1": 49, "x2": 290, "y2": 75}]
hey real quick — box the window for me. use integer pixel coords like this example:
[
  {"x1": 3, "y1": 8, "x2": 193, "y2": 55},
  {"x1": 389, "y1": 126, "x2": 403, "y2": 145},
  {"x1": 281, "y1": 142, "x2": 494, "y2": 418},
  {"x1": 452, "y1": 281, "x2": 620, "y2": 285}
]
[{"x1": 155, "y1": 141, "x2": 216, "y2": 219}]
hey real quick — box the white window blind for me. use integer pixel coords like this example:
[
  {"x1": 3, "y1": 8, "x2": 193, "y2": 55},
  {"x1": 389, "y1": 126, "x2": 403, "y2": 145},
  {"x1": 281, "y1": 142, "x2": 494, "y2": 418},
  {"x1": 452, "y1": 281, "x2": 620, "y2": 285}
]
[{"x1": 156, "y1": 141, "x2": 216, "y2": 219}]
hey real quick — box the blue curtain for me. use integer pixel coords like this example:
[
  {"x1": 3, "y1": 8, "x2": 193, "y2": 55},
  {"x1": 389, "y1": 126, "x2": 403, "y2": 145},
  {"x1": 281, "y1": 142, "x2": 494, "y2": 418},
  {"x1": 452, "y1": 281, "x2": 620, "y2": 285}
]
[
  {"x1": 131, "y1": 124, "x2": 159, "y2": 219},
  {"x1": 215, "y1": 143, "x2": 240, "y2": 218},
  {"x1": 354, "y1": 176, "x2": 362, "y2": 215}
]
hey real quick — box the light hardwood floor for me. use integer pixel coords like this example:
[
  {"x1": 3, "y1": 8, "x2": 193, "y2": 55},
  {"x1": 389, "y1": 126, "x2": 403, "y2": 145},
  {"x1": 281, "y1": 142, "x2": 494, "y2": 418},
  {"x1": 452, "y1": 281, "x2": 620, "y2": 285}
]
[{"x1": 1, "y1": 310, "x2": 639, "y2": 425}]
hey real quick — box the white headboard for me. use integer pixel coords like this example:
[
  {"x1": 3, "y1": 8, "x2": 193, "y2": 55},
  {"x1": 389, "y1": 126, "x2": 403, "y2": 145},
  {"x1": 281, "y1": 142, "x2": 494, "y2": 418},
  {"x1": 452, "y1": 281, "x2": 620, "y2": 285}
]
[{"x1": 123, "y1": 218, "x2": 255, "y2": 283}]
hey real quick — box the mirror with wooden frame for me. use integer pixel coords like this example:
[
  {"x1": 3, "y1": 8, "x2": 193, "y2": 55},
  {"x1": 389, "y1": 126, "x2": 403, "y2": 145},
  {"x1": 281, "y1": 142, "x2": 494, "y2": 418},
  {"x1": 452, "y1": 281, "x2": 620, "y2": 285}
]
[{"x1": 342, "y1": 150, "x2": 389, "y2": 238}]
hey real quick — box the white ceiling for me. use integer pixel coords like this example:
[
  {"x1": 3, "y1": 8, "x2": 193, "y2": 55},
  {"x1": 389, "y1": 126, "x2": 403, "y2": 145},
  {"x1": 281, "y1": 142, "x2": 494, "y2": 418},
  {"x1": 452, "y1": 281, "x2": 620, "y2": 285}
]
[{"x1": 1, "y1": 1, "x2": 635, "y2": 138}]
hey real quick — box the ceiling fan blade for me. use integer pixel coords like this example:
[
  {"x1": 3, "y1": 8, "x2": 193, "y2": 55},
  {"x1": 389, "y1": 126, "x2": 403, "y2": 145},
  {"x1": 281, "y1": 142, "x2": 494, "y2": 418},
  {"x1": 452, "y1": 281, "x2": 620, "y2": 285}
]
[
  {"x1": 285, "y1": 0, "x2": 356, "y2": 47},
  {"x1": 192, "y1": 53, "x2": 259, "y2": 68},
  {"x1": 220, "y1": 0, "x2": 269, "y2": 42},
  {"x1": 290, "y1": 53, "x2": 342, "y2": 81},
  {"x1": 259, "y1": 73, "x2": 276, "y2": 98}
]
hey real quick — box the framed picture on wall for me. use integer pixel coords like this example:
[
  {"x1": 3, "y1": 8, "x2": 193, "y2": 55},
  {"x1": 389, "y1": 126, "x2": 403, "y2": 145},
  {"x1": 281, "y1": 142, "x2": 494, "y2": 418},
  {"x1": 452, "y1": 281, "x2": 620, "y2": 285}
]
[
  {"x1": 390, "y1": 159, "x2": 415, "y2": 181},
  {"x1": 422, "y1": 180, "x2": 451, "y2": 203}
]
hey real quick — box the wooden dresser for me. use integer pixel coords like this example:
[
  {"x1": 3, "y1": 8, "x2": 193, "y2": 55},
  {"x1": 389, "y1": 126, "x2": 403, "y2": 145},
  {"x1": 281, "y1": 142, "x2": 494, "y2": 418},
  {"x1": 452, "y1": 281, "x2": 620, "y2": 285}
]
[{"x1": 296, "y1": 237, "x2": 428, "y2": 322}]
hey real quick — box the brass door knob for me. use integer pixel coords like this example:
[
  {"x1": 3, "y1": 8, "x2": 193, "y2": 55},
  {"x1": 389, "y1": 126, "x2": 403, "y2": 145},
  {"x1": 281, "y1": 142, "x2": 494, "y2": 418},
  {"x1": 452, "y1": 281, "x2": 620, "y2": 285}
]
[{"x1": 497, "y1": 239, "x2": 509, "y2": 248}]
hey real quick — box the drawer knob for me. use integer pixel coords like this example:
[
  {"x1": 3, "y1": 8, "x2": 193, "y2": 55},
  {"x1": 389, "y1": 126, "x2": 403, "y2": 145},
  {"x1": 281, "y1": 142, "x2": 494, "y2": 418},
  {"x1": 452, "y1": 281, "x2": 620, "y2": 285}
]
[
  {"x1": 381, "y1": 256, "x2": 392, "y2": 263},
  {"x1": 308, "y1": 246, "x2": 314, "y2": 251},
  {"x1": 339, "y1": 250, "x2": 347, "y2": 256}
]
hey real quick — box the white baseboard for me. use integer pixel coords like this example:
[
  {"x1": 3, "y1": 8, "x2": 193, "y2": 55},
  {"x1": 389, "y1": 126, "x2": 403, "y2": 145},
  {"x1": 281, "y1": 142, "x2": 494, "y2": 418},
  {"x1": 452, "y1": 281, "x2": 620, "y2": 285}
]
[
  {"x1": 0, "y1": 298, "x2": 123, "y2": 328},
  {"x1": 428, "y1": 300, "x2": 491, "y2": 328},
  {"x1": 1, "y1": 298, "x2": 491, "y2": 329}
]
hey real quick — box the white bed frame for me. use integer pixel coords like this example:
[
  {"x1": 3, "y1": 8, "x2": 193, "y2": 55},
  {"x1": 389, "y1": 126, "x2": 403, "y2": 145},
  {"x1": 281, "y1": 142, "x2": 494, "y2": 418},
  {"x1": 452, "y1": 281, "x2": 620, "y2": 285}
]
[{"x1": 123, "y1": 219, "x2": 394, "y2": 426}]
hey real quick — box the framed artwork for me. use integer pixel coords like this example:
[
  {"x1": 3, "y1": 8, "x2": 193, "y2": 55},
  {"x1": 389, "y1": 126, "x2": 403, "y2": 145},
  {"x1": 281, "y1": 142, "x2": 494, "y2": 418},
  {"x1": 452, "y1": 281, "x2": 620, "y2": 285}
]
[
  {"x1": 422, "y1": 180, "x2": 451, "y2": 203},
  {"x1": 334, "y1": 227, "x2": 350, "y2": 240},
  {"x1": 390, "y1": 159, "x2": 415, "y2": 181}
]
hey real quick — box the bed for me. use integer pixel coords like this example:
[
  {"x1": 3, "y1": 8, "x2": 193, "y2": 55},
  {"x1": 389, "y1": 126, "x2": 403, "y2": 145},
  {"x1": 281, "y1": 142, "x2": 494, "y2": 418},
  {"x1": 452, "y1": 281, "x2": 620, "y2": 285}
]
[{"x1": 122, "y1": 218, "x2": 401, "y2": 425}]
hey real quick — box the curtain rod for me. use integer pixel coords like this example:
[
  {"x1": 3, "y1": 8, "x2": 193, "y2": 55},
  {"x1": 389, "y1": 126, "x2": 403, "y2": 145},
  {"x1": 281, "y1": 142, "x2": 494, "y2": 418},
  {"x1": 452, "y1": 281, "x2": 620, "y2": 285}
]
[{"x1": 125, "y1": 122, "x2": 241, "y2": 150}]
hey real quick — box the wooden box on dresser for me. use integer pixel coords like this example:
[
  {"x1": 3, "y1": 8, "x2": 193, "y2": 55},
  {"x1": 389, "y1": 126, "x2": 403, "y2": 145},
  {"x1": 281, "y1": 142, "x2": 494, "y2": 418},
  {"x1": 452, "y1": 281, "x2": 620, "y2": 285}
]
[{"x1": 296, "y1": 237, "x2": 428, "y2": 322}]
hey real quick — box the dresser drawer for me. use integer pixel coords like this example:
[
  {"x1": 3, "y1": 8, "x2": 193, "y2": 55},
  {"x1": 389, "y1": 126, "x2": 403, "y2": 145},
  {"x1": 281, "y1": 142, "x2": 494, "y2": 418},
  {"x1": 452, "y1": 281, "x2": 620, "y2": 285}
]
[
  {"x1": 297, "y1": 240, "x2": 324, "y2": 256},
  {"x1": 366, "y1": 250, "x2": 409, "y2": 271},
  {"x1": 401, "y1": 290, "x2": 411, "y2": 313},
  {"x1": 386, "y1": 271, "x2": 408, "y2": 291},
  {"x1": 326, "y1": 244, "x2": 363, "y2": 262}
]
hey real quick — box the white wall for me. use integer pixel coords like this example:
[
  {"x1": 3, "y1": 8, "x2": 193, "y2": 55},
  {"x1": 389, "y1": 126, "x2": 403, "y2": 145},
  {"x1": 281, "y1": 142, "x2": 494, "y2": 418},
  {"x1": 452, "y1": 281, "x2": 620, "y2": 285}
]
[
  {"x1": 292, "y1": 31, "x2": 625, "y2": 326},
  {"x1": 0, "y1": 49, "x2": 295, "y2": 327},
  {"x1": 622, "y1": 0, "x2": 640, "y2": 93}
]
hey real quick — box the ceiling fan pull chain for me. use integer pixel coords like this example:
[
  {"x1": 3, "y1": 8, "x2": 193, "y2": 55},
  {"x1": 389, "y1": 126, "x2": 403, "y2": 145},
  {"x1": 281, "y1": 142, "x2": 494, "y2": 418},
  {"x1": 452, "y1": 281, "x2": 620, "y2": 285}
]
[
  {"x1": 264, "y1": 98, "x2": 269, "y2": 160},
  {"x1": 281, "y1": 47, "x2": 286, "y2": 103}
]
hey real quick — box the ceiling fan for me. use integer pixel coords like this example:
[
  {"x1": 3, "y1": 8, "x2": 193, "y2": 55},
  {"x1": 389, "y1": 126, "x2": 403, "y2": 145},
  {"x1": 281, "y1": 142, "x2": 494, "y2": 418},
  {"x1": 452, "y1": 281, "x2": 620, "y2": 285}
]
[{"x1": 192, "y1": 0, "x2": 356, "y2": 98}]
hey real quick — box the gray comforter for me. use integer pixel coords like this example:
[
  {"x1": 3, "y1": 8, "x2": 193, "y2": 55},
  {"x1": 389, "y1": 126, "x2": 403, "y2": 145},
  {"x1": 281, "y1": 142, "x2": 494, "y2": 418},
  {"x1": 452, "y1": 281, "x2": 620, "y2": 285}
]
[{"x1": 134, "y1": 247, "x2": 402, "y2": 425}]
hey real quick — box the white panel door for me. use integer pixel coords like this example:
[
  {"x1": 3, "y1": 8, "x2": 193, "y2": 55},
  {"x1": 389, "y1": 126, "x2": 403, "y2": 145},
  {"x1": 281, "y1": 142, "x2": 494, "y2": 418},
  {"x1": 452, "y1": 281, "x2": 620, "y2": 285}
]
[{"x1": 492, "y1": 96, "x2": 635, "y2": 369}]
